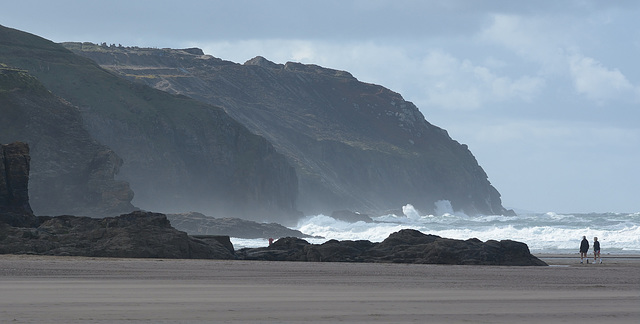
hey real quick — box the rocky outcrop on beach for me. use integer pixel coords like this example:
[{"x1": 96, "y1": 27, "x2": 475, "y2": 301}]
[
  {"x1": 0, "y1": 142, "x2": 38, "y2": 227},
  {"x1": 0, "y1": 141, "x2": 232, "y2": 259},
  {"x1": 167, "y1": 212, "x2": 317, "y2": 239},
  {"x1": 0, "y1": 211, "x2": 235, "y2": 259},
  {"x1": 237, "y1": 229, "x2": 547, "y2": 266}
]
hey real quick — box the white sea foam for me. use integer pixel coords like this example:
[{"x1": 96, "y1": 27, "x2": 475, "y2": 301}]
[{"x1": 231, "y1": 206, "x2": 640, "y2": 254}]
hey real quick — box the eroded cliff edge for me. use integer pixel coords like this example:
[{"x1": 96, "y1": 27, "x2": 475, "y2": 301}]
[{"x1": 65, "y1": 44, "x2": 513, "y2": 217}]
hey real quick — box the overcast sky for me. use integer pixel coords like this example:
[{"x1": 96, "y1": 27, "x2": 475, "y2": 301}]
[{"x1": 3, "y1": 0, "x2": 639, "y2": 213}]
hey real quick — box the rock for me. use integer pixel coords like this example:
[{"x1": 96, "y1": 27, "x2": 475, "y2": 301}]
[
  {"x1": 166, "y1": 212, "x2": 316, "y2": 239},
  {"x1": 0, "y1": 211, "x2": 235, "y2": 259},
  {"x1": 181, "y1": 48, "x2": 205, "y2": 56},
  {"x1": 0, "y1": 142, "x2": 38, "y2": 227},
  {"x1": 0, "y1": 139, "x2": 230, "y2": 259},
  {"x1": 237, "y1": 237, "x2": 311, "y2": 261},
  {"x1": 0, "y1": 142, "x2": 31, "y2": 212},
  {"x1": 237, "y1": 229, "x2": 547, "y2": 266},
  {"x1": 85, "y1": 149, "x2": 135, "y2": 214},
  {"x1": 191, "y1": 235, "x2": 235, "y2": 255},
  {"x1": 305, "y1": 239, "x2": 376, "y2": 262},
  {"x1": 244, "y1": 56, "x2": 284, "y2": 69}
]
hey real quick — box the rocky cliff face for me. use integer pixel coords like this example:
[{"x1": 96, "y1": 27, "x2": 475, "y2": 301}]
[
  {"x1": 0, "y1": 142, "x2": 37, "y2": 226},
  {"x1": 0, "y1": 65, "x2": 134, "y2": 217},
  {"x1": 65, "y1": 44, "x2": 512, "y2": 216},
  {"x1": 0, "y1": 26, "x2": 299, "y2": 223}
]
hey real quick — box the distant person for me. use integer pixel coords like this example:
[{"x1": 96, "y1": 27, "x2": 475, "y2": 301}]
[
  {"x1": 593, "y1": 237, "x2": 602, "y2": 264},
  {"x1": 580, "y1": 236, "x2": 589, "y2": 264}
]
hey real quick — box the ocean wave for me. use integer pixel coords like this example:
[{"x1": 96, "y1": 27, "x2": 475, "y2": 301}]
[{"x1": 232, "y1": 206, "x2": 640, "y2": 253}]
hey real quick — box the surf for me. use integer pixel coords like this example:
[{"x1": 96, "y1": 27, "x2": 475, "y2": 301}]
[{"x1": 231, "y1": 205, "x2": 640, "y2": 254}]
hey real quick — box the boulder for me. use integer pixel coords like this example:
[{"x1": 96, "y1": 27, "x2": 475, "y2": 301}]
[{"x1": 238, "y1": 237, "x2": 311, "y2": 261}]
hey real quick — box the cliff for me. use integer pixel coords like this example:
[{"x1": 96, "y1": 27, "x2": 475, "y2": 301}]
[
  {"x1": 64, "y1": 43, "x2": 513, "y2": 216},
  {"x1": 0, "y1": 25, "x2": 299, "y2": 222},
  {"x1": 0, "y1": 142, "x2": 37, "y2": 226},
  {"x1": 0, "y1": 65, "x2": 134, "y2": 217}
]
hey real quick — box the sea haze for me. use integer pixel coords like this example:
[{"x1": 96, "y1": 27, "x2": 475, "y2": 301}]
[{"x1": 232, "y1": 204, "x2": 640, "y2": 255}]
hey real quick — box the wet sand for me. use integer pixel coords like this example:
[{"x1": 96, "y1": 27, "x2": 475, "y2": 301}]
[{"x1": 1, "y1": 254, "x2": 638, "y2": 323}]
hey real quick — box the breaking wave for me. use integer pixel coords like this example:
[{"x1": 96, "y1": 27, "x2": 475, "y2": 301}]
[{"x1": 232, "y1": 204, "x2": 640, "y2": 254}]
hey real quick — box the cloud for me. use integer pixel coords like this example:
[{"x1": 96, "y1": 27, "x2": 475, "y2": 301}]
[
  {"x1": 462, "y1": 119, "x2": 640, "y2": 148},
  {"x1": 448, "y1": 118, "x2": 640, "y2": 212},
  {"x1": 420, "y1": 51, "x2": 545, "y2": 109},
  {"x1": 197, "y1": 40, "x2": 545, "y2": 111},
  {"x1": 479, "y1": 14, "x2": 569, "y2": 73},
  {"x1": 568, "y1": 54, "x2": 639, "y2": 103},
  {"x1": 480, "y1": 12, "x2": 640, "y2": 107}
]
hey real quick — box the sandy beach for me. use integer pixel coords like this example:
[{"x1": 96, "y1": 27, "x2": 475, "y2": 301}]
[{"x1": 1, "y1": 254, "x2": 638, "y2": 323}]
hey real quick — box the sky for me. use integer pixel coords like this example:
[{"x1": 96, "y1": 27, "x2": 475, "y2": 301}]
[{"x1": 2, "y1": 0, "x2": 639, "y2": 213}]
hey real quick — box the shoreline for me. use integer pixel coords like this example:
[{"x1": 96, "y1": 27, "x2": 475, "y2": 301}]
[
  {"x1": 1, "y1": 254, "x2": 639, "y2": 323},
  {"x1": 535, "y1": 253, "x2": 640, "y2": 267}
]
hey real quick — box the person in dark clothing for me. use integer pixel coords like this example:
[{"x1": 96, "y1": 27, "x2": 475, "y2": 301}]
[
  {"x1": 580, "y1": 236, "x2": 589, "y2": 264},
  {"x1": 593, "y1": 237, "x2": 602, "y2": 264}
]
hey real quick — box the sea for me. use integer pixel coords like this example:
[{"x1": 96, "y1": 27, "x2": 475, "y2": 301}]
[{"x1": 231, "y1": 203, "x2": 640, "y2": 254}]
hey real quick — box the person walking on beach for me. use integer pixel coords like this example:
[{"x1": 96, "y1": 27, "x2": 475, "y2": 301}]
[
  {"x1": 580, "y1": 236, "x2": 589, "y2": 264},
  {"x1": 593, "y1": 237, "x2": 602, "y2": 264}
]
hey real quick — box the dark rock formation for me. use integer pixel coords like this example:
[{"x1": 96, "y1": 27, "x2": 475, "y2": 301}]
[
  {"x1": 0, "y1": 211, "x2": 235, "y2": 259},
  {"x1": 191, "y1": 235, "x2": 235, "y2": 255},
  {"x1": 0, "y1": 26, "x2": 299, "y2": 223},
  {"x1": 0, "y1": 140, "x2": 231, "y2": 259},
  {"x1": 63, "y1": 43, "x2": 514, "y2": 217},
  {"x1": 0, "y1": 142, "x2": 37, "y2": 227},
  {"x1": 237, "y1": 229, "x2": 547, "y2": 266},
  {"x1": 167, "y1": 212, "x2": 317, "y2": 239},
  {"x1": 0, "y1": 64, "x2": 135, "y2": 217}
]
